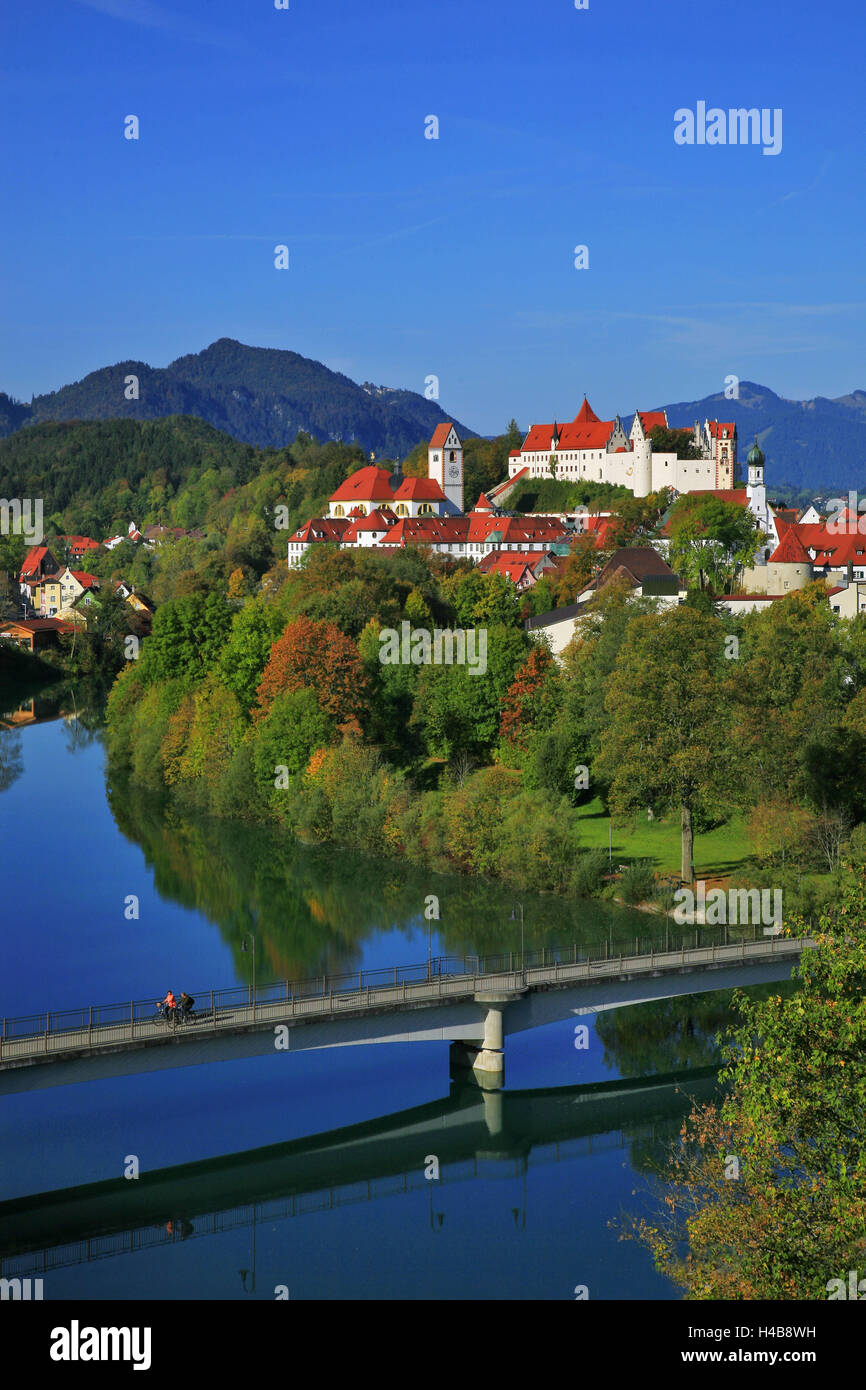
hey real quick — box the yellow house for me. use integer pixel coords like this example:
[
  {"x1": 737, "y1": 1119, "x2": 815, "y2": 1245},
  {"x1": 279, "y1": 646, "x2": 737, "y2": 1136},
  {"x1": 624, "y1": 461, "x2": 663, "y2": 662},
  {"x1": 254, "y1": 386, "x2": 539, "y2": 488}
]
[{"x1": 38, "y1": 578, "x2": 63, "y2": 617}]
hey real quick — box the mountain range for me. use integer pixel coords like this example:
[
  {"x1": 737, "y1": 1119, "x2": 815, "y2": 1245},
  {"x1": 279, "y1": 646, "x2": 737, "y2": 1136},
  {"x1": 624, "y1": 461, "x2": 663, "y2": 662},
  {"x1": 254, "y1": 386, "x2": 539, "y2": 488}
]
[
  {"x1": 659, "y1": 381, "x2": 866, "y2": 493},
  {"x1": 1, "y1": 341, "x2": 864, "y2": 492},
  {"x1": 0, "y1": 339, "x2": 475, "y2": 462}
]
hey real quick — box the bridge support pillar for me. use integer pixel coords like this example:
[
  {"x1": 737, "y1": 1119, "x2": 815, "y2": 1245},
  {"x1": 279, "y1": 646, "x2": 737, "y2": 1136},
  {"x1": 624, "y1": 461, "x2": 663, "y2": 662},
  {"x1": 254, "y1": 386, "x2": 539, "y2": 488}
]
[{"x1": 449, "y1": 1004, "x2": 505, "y2": 1088}]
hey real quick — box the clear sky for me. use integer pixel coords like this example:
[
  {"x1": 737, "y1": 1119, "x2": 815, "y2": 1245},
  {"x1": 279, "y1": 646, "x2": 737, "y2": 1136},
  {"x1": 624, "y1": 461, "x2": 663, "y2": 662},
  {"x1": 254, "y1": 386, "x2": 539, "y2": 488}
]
[{"x1": 2, "y1": 0, "x2": 864, "y2": 434}]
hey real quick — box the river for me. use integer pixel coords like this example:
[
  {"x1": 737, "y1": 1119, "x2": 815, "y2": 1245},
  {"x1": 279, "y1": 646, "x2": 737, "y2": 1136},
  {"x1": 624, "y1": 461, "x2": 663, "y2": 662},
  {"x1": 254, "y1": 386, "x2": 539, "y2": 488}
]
[{"x1": 0, "y1": 689, "x2": 739, "y2": 1300}]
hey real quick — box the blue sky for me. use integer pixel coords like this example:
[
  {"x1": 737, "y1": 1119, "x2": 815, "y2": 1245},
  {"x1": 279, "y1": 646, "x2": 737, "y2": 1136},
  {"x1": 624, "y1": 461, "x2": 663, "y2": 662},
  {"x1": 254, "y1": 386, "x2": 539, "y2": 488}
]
[{"x1": 2, "y1": 0, "x2": 864, "y2": 434}]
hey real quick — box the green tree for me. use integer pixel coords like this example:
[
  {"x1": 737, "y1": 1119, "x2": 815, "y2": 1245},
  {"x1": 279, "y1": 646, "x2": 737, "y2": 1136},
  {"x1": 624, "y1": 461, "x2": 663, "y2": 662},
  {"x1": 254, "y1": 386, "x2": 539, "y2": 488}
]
[
  {"x1": 411, "y1": 623, "x2": 528, "y2": 761},
  {"x1": 648, "y1": 424, "x2": 702, "y2": 460},
  {"x1": 251, "y1": 687, "x2": 336, "y2": 804},
  {"x1": 628, "y1": 867, "x2": 866, "y2": 1299},
  {"x1": 219, "y1": 598, "x2": 283, "y2": 712},
  {"x1": 595, "y1": 606, "x2": 736, "y2": 882},
  {"x1": 669, "y1": 494, "x2": 764, "y2": 593},
  {"x1": 140, "y1": 592, "x2": 232, "y2": 686}
]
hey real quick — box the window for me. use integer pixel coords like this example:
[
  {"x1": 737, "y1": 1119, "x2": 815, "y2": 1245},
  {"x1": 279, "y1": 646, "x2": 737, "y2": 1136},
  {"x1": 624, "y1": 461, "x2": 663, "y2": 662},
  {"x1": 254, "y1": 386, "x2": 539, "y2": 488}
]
[
  {"x1": 396, "y1": 504, "x2": 408, "y2": 517},
  {"x1": 333, "y1": 505, "x2": 344, "y2": 517}
]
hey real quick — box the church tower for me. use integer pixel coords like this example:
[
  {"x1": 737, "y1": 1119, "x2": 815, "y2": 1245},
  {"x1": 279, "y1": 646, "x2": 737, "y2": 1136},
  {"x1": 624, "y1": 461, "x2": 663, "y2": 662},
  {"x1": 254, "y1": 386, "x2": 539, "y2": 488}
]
[
  {"x1": 746, "y1": 436, "x2": 765, "y2": 490},
  {"x1": 428, "y1": 423, "x2": 464, "y2": 514},
  {"x1": 745, "y1": 436, "x2": 771, "y2": 548}
]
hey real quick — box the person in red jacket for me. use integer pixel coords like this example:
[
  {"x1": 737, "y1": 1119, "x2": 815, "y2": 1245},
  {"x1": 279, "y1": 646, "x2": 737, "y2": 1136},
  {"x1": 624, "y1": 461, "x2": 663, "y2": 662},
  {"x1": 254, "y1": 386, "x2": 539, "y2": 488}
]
[{"x1": 162, "y1": 990, "x2": 177, "y2": 1022}]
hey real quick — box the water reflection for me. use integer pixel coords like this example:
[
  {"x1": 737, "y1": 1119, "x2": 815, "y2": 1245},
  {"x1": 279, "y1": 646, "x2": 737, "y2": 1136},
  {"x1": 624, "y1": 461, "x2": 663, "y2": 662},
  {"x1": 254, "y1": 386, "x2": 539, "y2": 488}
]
[{"x1": 0, "y1": 1068, "x2": 717, "y2": 1285}]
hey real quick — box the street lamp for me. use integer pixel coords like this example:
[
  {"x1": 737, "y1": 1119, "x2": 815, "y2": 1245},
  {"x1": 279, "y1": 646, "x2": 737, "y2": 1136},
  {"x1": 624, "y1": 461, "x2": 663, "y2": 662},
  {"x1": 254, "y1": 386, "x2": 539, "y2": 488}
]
[
  {"x1": 241, "y1": 933, "x2": 256, "y2": 1020},
  {"x1": 510, "y1": 903, "x2": 525, "y2": 971}
]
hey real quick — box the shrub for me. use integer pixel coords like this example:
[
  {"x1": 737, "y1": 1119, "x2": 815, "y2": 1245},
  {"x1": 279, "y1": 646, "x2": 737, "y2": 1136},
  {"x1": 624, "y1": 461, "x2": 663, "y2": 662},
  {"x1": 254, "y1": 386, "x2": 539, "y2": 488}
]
[
  {"x1": 619, "y1": 859, "x2": 656, "y2": 905},
  {"x1": 571, "y1": 848, "x2": 610, "y2": 898}
]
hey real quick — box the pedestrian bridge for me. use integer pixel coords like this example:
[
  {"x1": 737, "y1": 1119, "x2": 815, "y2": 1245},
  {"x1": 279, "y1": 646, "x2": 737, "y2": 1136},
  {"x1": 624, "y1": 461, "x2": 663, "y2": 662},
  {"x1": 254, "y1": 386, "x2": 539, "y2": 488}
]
[{"x1": 0, "y1": 932, "x2": 809, "y2": 1093}]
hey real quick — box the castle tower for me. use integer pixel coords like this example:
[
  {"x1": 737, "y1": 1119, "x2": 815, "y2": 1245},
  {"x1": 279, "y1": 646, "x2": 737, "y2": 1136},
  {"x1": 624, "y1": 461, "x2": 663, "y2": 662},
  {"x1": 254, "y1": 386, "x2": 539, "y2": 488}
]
[
  {"x1": 630, "y1": 411, "x2": 652, "y2": 498},
  {"x1": 428, "y1": 423, "x2": 464, "y2": 514}
]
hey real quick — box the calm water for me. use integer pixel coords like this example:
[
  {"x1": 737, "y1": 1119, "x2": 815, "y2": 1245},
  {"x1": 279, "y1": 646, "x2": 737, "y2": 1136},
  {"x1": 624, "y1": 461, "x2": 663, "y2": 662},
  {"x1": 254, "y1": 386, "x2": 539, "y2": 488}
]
[{"x1": 0, "y1": 694, "x2": 734, "y2": 1300}]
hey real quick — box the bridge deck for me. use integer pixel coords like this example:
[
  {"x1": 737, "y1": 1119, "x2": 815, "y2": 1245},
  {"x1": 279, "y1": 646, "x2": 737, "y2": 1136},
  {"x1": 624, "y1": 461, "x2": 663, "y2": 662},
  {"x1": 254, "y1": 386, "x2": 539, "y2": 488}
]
[{"x1": 0, "y1": 936, "x2": 808, "y2": 1073}]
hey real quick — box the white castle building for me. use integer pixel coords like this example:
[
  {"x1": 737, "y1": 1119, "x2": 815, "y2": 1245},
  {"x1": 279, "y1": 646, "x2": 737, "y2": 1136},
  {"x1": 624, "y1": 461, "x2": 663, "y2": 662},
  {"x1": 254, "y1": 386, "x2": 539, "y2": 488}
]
[{"x1": 507, "y1": 399, "x2": 737, "y2": 498}]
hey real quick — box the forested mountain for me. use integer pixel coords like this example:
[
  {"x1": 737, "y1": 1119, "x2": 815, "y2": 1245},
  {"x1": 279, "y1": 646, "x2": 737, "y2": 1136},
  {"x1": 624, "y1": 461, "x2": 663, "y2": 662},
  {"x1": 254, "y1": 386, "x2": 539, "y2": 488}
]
[
  {"x1": 660, "y1": 381, "x2": 866, "y2": 492},
  {"x1": 0, "y1": 339, "x2": 475, "y2": 458},
  {"x1": 4, "y1": 342, "x2": 864, "y2": 490},
  {"x1": 0, "y1": 417, "x2": 263, "y2": 537}
]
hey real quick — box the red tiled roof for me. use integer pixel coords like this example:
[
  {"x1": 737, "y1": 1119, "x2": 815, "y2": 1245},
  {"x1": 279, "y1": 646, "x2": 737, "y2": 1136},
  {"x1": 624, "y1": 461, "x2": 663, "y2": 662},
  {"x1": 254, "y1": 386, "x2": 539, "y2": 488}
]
[
  {"x1": 329, "y1": 466, "x2": 397, "y2": 504},
  {"x1": 704, "y1": 489, "x2": 749, "y2": 506},
  {"x1": 20, "y1": 546, "x2": 55, "y2": 578},
  {"x1": 522, "y1": 420, "x2": 613, "y2": 452},
  {"x1": 769, "y1": 530, "x2": 811, "y2": 565},
  {"x1": 69, "y1": 571, "x2": 99, "y2": 588},
  {"x1": 397, "y1": 477, "x2": 446, "y2": 500},
  {"x1": 638, "y1": 411, "x2": 668, "y2": 432},
  {"x1": 708, "y1": 421, "x2": 736, "y2": 438},
  {"x1": 491, "y1": 468, "x2": 528, "y2": 495},
  {"x1": 429, "y1": 423, "x2": 456, "y2": 448},
  {"x1": 61, "y1": 535, "x2": 101, "y2": 550},
  {"x1": 290, "y1": 518, "x2": 351, "y2": 543},
  {"x1": 573, "y1": 398, "x2": 601, "y2": 424},
  {"x1": 811, "y1": 534, "x2": 866, "y2": 568},
  {"x1": 330, "y1": 466, "x2": 447, "y2": 507},
  {"x1": 479, "y1": 557, "x2": 534, "y2": 583},
  {"x1": 1, "y1": 617, "x2": 75, "y2": 633},
  {"x1": 480, "y1": 550, "x2": 553, "y2": 573}
]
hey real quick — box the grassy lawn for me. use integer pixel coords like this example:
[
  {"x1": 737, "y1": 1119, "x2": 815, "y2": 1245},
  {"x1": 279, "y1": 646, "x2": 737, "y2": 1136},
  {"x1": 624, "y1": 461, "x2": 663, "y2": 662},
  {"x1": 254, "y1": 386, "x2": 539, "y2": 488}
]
[{"x1": 576, "y1": 797, "x2": 753, "y2": 880}]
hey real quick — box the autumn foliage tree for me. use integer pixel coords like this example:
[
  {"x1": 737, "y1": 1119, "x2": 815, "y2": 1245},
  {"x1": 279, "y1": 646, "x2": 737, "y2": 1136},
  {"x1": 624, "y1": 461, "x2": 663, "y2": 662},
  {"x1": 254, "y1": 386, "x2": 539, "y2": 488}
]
[
  {"x1": 256, "y1": 614, "x2": 367, "y2": 724},
  {"x1": 499, "y1": 645, "x2": 557, "y2": 752}
]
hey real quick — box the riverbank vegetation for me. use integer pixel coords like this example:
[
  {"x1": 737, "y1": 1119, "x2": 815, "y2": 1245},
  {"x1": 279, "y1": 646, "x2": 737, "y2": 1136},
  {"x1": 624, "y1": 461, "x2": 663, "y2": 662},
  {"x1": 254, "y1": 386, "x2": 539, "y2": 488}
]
[
  {"x1": 104, "y1": 539, "x2": 866, "y2": 913},
  {"x1": 624, "y1": 866, "x2": 866, "y2": 1298}
]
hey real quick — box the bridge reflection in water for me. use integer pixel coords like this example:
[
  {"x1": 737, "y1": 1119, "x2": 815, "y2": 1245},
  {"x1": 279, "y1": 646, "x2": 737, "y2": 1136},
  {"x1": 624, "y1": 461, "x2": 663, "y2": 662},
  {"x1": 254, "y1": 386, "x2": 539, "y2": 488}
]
[{"x1": 0, "y1": 1067, "x2": 716, "y2": 1281}]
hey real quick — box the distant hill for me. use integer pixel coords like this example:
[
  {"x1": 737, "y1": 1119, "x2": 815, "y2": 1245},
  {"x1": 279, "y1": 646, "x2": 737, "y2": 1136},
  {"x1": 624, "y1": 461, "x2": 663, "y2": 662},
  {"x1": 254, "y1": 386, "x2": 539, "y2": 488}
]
[
  {"x1": 1, "y1": 338, "x2": 476, "y2": 459},
  {"x1": 0, "y1": 415, "x2": 380, "y2": 541},
  {"x1": 0, "y1": 416, "x2": 261, "y2": 535},
  {"x1": 4, "y1": 348, "x2": 864, "y2": 492},
  {"x1": 657, "y1": 381, "x2": 866, "y2": 492}
]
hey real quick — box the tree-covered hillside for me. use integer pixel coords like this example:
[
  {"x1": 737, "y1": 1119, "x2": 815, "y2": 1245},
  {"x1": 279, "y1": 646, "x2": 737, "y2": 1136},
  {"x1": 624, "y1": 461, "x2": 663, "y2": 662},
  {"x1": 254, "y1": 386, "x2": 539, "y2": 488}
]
[{"x1": 2, "y1": 338, "x2": 476, "y2": 458}]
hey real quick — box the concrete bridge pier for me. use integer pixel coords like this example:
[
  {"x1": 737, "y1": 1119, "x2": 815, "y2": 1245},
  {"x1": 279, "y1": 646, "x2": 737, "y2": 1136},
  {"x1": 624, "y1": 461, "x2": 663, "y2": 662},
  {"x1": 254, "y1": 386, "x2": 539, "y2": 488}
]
[{"x1": 450, "y1": 995, "x2": 516, "y2": 1090}]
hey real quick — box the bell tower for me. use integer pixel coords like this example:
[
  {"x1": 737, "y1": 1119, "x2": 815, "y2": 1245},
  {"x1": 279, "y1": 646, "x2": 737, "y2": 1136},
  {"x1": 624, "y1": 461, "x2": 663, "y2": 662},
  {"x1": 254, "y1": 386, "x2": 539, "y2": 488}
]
[
  {"x1": 747, "y1": 436, "x2": 765, "y2": 489},
  {"x1": 428, "y1": 423, "x2": 464, "y2": 514}
]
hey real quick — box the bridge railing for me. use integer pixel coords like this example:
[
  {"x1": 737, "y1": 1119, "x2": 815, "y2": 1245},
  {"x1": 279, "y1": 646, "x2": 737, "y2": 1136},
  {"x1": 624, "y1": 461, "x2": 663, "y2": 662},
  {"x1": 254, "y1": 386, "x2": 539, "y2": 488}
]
[{"x1": 0, "y1": 926, "x2": 805, "y2": 1054}]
